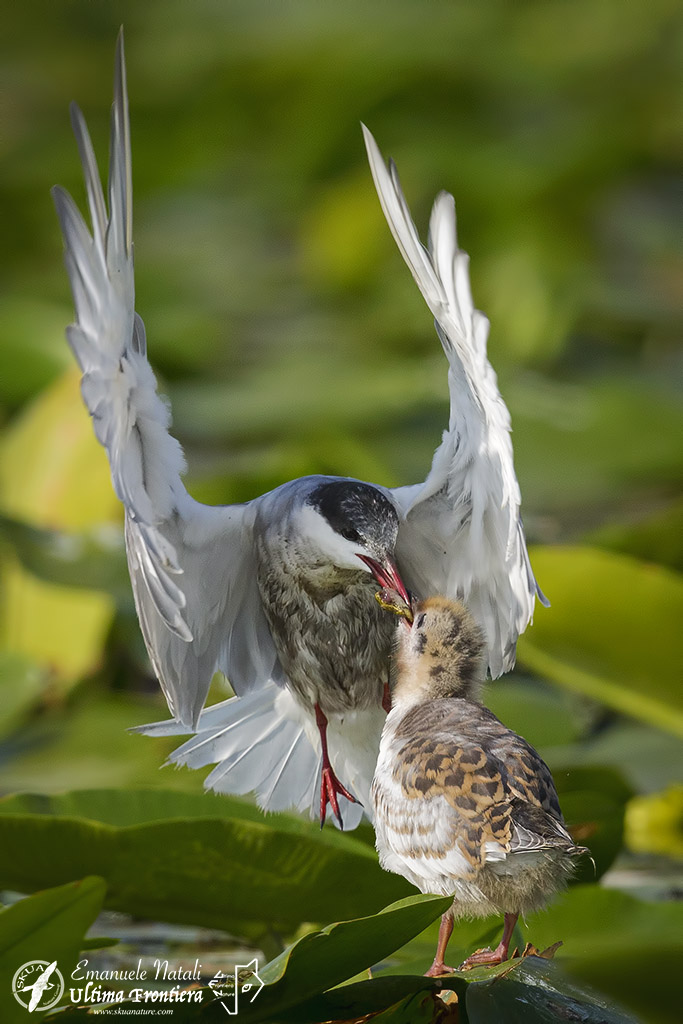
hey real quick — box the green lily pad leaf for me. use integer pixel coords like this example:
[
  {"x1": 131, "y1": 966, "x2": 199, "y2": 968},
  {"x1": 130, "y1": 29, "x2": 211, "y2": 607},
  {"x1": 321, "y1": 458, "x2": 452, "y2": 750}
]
[
  {"x1": 289, "y1": 952, "x2": 636, "y2": 1024},
  {"x1": 552, "y1": 766, "x2": 633, "y2": 882},
  {"x1": 47, "y1": 977, "x2": 450, "y2": 1024},
  {"x1": 0, "y1": 515, "x2": 131, "y2": 605},
  {"x1": 524, "y1": 883, "x2": 683, "y2": 1024},
  {"x1": 0, "y1": 653, "x2": 46, "y2": 739},
  {"x1": 357, "y1": 990, "x2": 447, "y2": 1024},
  {"x1": 0, "y1": 877, "x2": 106, "y2": 1024},
  {"x1": 626, "y1": 784, "x2": 683, "y2": 859},
  {"x1": 588, "y1": 497, "x2": 683, "y2": 574},
  {"x1": 0, "y1": 298, "x2": 71, "y2": 405},
  {"x1": 484, "y1": 676, "x2": 583, "y2": 750},
  {"x1": 271, "y1": 976, "x2": 450, "y2": 1024},
  {"x1": 238, "y1": 894, "x2": 452, "y2": 1022},
  {"x1": 0, "y1": 693, "x2": 204, "y2": 794},
  {"x1": 46, "y1": 979, "x2": 446, "y2": 1024},
  {"x1": 546, "y1": 719, "x2": 683, "y2": 796},
  {"x1": 0, "y1": 370, "x2": 119, "y2": 690},
  {"x1": 0, "y1": 788, "x2": 412, "y2": 940},
  {"x1": 519, "y1": 546, "x2": 683, "y2": 737},
  {"x1": 79, "y1": 936, "x2": 119, "y2": 950},
  {"x1": 375, "y1": 882, "x2": 682, "y2": 1023},
  {"x1": 465, "y1": 955, "x2": 638, "y2": 1024}
]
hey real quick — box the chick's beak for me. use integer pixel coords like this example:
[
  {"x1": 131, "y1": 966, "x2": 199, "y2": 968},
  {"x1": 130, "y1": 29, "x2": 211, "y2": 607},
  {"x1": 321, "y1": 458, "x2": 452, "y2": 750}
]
[{"x1": 357, "y1": 554, "x2": 411, "y2": 606}]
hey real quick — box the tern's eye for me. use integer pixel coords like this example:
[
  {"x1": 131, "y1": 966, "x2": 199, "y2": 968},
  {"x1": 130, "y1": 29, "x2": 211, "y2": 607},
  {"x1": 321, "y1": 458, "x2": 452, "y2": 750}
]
[
  {"x1": 415, "y1": 613, "x2": 426, "y2": 629},
  {"x1": 340, "y1": 525, "x2": 362, "y2": 544}
]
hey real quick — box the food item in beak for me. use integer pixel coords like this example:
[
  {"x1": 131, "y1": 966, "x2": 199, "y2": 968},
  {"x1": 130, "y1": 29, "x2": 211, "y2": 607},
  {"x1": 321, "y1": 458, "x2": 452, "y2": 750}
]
[{"x1": 375, "y1": 587, "x2": 414, "y2": 622}]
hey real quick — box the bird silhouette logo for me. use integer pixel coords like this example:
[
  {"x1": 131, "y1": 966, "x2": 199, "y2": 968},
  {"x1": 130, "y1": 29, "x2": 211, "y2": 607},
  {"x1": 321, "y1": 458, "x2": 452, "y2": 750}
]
[{"x1": 12, "y1": 960, "x2": 65, "y2": 1012}]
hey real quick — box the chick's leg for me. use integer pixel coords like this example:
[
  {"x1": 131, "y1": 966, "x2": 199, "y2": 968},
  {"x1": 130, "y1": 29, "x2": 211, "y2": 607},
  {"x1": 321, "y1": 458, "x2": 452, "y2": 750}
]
[
  {"x1": 425, "y1": 910, "x2": 455, "y2": 977},
  {"x1": 459, "y1": 912, "x2": 518, "y2": 969}
]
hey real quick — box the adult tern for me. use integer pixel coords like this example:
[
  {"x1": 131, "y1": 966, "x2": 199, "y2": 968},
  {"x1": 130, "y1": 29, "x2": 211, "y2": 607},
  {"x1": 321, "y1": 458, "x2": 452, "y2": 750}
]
[{"x1": 52, "y1": 33, "x2": 545, "y2": 829}]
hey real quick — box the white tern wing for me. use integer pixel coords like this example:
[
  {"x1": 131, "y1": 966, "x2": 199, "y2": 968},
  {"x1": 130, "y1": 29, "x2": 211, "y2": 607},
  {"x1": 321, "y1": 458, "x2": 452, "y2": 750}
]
[
  {"x1": 52, "y1": 32, "x2": 280, "y2": 727},
  {"x1": 363, "y1": 126, "x2": 547, "y2": 677}
]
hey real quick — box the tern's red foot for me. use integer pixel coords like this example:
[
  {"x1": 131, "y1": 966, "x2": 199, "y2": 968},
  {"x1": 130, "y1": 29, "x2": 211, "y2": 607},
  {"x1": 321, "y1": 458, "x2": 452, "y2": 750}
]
[
  {"x1": 319, "y1": 764, "x2": 358, "y2": 829},
  {"x1": 382, "y1": 682, "x2": 392, "y2": 713},
  {"x1": 314, "y1": 702, "x2": 359, "y2": 829}
]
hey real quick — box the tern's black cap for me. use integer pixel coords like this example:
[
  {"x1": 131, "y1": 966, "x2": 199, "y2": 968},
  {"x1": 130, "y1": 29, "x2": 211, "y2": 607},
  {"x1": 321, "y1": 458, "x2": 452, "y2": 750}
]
[{"x1": 307, "y1": 479, "x2": 399, "y2": 552}]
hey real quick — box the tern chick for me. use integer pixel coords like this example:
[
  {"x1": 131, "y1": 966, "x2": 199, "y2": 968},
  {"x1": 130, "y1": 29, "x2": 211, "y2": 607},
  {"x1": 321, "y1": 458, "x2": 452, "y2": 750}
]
[{"x1": 372, "y1": 597, "x2": 588, "y2": 975}]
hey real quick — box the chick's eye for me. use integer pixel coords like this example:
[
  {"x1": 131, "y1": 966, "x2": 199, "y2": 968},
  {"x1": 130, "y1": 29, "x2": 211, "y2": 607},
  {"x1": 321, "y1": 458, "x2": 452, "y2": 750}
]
[{"x1": 415, "y1": 613, "x2": 426, "y2": 629}]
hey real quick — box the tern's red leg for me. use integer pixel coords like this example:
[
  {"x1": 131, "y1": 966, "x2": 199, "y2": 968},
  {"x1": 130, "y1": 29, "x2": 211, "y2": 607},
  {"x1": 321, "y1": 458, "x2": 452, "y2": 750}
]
[
  {"x1": 459, "y1": 913, "x2": 518, "y2": 970},
  {"x1": 425, "y1": 911, "x2": 455, "y2": 977},
  {"x1": 382, "y1": 682, "x2": 392, "y2": 713},
  {"x1": 314, "y1": 703, "x2": 358, "y2": 829}
]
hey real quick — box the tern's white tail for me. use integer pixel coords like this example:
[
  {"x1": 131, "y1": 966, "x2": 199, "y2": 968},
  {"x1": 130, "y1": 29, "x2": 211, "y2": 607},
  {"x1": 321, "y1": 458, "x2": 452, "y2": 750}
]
[{"x1": 135, "y1": 683, "x2": 384, "y2": 830}]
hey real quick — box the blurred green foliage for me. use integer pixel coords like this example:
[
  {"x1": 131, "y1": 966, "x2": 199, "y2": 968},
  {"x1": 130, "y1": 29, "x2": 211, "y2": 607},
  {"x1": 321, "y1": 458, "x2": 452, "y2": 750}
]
[
  {"x1": 1, "y1": 1, "x2": 682, "y2": 1021},
  {"x1": 0, "y1": 878, "x2": 105, "y2": 1024}
]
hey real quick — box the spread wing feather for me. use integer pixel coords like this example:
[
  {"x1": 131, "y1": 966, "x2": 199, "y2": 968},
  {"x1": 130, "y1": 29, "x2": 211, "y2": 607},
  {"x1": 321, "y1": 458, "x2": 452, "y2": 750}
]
[
  {"x1": 363, "y1": 126, "x2": 547, "y2": 677},
  {"x1": 53, "y1": 31, "x2": 280, "y2": 727}
]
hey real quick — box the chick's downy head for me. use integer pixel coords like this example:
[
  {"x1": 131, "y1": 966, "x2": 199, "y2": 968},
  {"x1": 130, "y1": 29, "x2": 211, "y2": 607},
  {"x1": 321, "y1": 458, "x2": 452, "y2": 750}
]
[{"x1": 393, "y1": 596, "x2": 485, "y2": 706}]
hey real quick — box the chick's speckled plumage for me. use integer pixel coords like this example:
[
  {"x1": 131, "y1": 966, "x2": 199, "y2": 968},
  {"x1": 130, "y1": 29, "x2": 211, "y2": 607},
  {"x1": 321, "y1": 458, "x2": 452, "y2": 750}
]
[{"x1": 372, "y1": 598, "x2": 586, "y2": 927}]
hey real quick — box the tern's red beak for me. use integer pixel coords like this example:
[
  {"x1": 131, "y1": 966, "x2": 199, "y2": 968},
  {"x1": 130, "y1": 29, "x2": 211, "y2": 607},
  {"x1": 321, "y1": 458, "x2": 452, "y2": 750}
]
[{"x1": 357, "y1": 554, "x2": 411, "y2": 605}]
